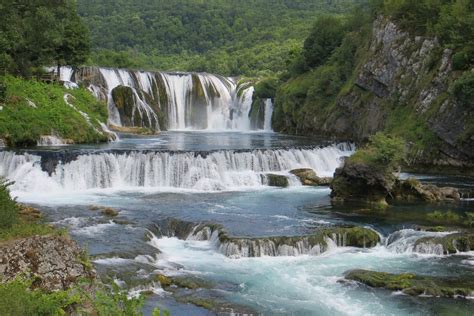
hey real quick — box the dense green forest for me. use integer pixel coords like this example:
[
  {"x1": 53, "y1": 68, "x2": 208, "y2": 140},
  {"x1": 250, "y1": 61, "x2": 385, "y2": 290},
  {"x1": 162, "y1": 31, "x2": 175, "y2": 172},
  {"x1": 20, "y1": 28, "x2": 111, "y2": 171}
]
[{"x1": 77, "y1": 0, "x2": 358, "y2": 76}]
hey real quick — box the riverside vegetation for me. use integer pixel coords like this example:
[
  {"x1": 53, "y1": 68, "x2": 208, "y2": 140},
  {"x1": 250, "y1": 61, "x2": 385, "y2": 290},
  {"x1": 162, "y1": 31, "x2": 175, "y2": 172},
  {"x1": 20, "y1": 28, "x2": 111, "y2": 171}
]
[{"x1": 0, "y1": 179, "x2": 168, "y2": 315}]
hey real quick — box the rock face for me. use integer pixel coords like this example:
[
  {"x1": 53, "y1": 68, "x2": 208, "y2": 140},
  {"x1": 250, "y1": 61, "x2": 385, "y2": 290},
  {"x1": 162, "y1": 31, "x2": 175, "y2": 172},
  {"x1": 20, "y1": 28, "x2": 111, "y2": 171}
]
[
  {"x1": 0, "y1": 235, "x2": 94, "y2": 291},
  {"x1": 274, "y1": 17, "x2": 473, "y2": 170},
  {"x1": 111, "y1": 85, "x2": 161, "y2": 131},
  {"x1": 345, "y1": 269, "x2": 474, "y2": 298}
]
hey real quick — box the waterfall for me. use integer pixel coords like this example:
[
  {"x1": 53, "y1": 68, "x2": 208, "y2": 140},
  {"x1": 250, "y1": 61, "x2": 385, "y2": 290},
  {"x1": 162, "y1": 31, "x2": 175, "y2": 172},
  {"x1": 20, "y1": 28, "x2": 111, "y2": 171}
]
[
  {"x1": 263, "y1": 99, "x2": 273, "y2": 131},
  {"x1": 0, "y1": 144, "x2": 353, "y2": 193},
  {"x1": 55, "y1": 66, "x2": 268, "y2": 132}
]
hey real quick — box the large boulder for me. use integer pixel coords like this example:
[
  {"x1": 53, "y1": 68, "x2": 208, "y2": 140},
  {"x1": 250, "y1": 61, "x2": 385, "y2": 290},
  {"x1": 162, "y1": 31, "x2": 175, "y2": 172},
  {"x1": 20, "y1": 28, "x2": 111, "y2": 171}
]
[
  {"x1": 330, "y1": 162, "x2": 395, "y2": 206},
  {"x1": 264, "y1": 173, "x2": 289, "y2": 187},
  {"x1": 0, "y1": 235, "x2": 95, "y2": 291}
]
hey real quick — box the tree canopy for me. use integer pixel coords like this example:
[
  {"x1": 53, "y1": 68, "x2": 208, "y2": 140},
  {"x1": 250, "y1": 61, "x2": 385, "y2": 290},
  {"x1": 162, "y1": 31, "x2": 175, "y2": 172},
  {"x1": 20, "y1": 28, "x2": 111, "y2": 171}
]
[{"x1": 0, "y1": 0, "x2": 90, "y2": 78}]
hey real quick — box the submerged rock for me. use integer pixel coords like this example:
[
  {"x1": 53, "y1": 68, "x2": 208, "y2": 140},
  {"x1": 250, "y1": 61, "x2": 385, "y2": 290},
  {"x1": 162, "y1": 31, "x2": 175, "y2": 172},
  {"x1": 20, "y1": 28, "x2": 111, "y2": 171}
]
[
  {"x1": 344, "y1": 269, "x2": 474, "y2": 298},
  {"x1": 0, "y1": 235, "x2": 95, "y2": 291},
  {"x1": 264, "y1": 173, "x2": 289, "y2": 187}
]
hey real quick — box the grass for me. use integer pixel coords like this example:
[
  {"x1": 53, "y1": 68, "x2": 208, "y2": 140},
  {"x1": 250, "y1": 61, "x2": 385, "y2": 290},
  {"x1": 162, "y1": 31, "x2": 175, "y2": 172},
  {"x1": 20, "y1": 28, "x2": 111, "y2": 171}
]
[{"x1": 0, "y1": 75, "x2": 108, "y2": 147}]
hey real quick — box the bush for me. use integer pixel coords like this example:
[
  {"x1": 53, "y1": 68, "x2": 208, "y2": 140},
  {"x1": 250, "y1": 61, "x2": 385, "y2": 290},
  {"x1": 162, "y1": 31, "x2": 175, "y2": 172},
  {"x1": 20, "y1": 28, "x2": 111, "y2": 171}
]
[
  {"x1": 452, "y1": 71, "x2": 474, "y2": 106},
  {"x1": 452, "y1": 49, "x2": 473, "y2": 71},
  {"x1": 349, "y1": 133, "x2": 407, "y2": 173},
  {"x1": 0, "y1": 179, "x2": 18, "y2": 229},
  {"x1": 303, "y1": 15, "x2": 346, "y2": 69},
  {"x1": 254, "y1": 78, "x2": 279, "y2": 99},
  {"x1": 0, "y1": 279, "x2": 77, "y2": 315}
]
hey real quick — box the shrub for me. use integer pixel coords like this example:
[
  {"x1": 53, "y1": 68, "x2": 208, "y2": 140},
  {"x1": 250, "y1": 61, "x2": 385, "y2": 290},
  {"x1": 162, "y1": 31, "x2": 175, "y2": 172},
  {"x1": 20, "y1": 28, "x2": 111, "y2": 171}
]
[
  {"x1": 0, "y1": 178, "x2": 18, "y2": 229},
  {"x1": 349, "y1": 133, "x2": 407, "y2": 173},
  {"x1": 0, "y1": 279, "x2": 77, "y2": 315},
  {"x1": 452, "y1": 71, "x2": 474, "y2": 106}
]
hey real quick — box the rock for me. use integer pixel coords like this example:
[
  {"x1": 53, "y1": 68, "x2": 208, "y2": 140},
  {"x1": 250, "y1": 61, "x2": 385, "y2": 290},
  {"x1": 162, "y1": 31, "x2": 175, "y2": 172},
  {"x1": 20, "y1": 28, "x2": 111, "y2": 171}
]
[
  {"x1": 330, "y1": 162, "x2": 394, "y2": 206},
  {"x1": 111, "y1": 85, "x2": 161, "y2": 132},
  {"x1": 344, "y1": 269, "x2": 474, "y2": 298},
  {"x1": 101, "y1": 207, "x2": 119, "y2": 217},
  {"x1": 290, "y1": 168, "x2": 323, "y2": 186},
  {"x1": 0, "y1": 138, "x2": 6, "y2": 148},
  {"x1": 331, "y1": 164, "x2": 460, "y2": 206},
  {"x1": 392, "y1": 178, "x2": 460, "y2": 202},
  {"x1": 18, "y1": 204, "x2": 42, "y2": 221},
  {"x1": 264, "y1": 173, "x2": 289, "y2": 187},
  {"x1": 0, "y1": 235, "x2": 95, "y2": 291}
]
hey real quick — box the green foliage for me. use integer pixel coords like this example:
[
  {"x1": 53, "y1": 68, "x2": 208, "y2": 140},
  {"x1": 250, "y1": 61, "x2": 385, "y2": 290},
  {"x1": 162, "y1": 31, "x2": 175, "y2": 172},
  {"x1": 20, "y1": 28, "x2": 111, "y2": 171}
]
[
  {"x1": 78, "y1": 0, "x2": 358, "y2": 76},
  {"x1": 0, "y1": 178, "x2": 18, "y2": 229},
  {"x1": 383, "y1": 0, "x2": 474, "y2": 49},
  {"x1": 452, "y1": 71, "x2": 474, "y2": 106},
  {"x1": 452, "y1": 48, "x2": 473, "y2": 71},
  {"x1": 0, "y1": 75, "x2": 108, "y2": 147},
  {"x1": 0, "y1": 278, "x2": 79, "y2": 316},
  {"x1": 0, "y1": 0, "x2": 90, "y2": 78},
  {"x1": 254, "y1": 78, "x2": 279, "y2": 99},
  {"x1": 303, "y1": 15, "x2": 346, "y2": 69},
  {"x1": 349, "y1": 133, "x2": 406, "y2": 172},
  {"x1": 92, "y1": 283, "x2": 144, "y2": 316}
]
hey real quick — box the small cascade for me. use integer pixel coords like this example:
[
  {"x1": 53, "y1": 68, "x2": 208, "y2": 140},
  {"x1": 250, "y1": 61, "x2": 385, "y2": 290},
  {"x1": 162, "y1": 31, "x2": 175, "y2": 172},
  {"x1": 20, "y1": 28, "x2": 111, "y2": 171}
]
[
  {"x1": 37, "y1": 136, "x2": 67, "y2": 146},
  {"x1": 55, "y1": 66, "x2": 267, "y2": 132},
  {"x1": 0, "y1": 144, "x2": 353, "y2": 193},
  {"x1": 263, "y1": 99, "x2": 273, "y2": 132},
  {"x1": 158, "y1": 220, "x2": 380, "y2": 258},
  {"x1": 385, "y1": 229, "x2": 456, "y2": 255}
]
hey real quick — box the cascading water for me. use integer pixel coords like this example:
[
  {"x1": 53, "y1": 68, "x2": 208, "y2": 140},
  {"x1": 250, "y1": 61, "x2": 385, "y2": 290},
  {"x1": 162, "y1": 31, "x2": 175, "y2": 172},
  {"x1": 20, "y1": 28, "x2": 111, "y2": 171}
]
[
  {"x1": 0, "y1": 144, "x2": 353, "y2": 193},
  {"x1": 57, "y1": 66, "x2": 269, "y2": 132}
]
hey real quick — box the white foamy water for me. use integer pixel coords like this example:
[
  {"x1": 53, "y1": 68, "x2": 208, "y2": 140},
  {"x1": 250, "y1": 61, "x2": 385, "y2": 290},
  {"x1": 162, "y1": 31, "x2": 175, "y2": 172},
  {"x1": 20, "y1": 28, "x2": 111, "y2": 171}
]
[
  {"x1": 0, "y1": 144, "x2": 353, "y2": 194},
  {"x1": 143, "y1": 233, "x2": 450, "y2": 315},
  {"x1": 58, "y1": 66, "x2": 271, "y2": 132}
]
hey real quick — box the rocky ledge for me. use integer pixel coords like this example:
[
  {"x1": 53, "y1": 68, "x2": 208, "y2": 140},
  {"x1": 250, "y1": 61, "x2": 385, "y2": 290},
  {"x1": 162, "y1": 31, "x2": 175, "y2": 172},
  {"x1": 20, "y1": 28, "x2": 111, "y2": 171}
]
[
  {"x1": 0, "y1": 235, "x2": 94, "y2": 291},
  {"x1": 344, "y1": 269, "x2": 474, "y2": 298},
  {"x1": 331, "y1": 162, "x2": 460, "y2": 206}
]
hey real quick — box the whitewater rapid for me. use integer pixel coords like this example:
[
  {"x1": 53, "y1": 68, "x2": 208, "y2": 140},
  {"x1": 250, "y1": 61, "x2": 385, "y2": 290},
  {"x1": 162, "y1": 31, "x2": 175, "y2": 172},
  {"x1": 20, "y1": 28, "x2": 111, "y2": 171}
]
[{"x1": 0, "y1": 144, "x2": 353, "y2": 194}]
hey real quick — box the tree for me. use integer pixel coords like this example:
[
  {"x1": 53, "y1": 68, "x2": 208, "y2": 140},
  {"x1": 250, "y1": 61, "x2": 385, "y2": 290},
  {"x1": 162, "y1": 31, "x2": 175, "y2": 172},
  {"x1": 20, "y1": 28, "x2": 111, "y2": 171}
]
[{"x1": 302, "y1": 15, "x2": 345, "y2": 69}]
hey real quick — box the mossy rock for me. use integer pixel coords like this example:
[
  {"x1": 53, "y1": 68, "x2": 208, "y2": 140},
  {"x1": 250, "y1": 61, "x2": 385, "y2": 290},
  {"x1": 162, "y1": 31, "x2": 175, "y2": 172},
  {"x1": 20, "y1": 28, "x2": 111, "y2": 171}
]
[
  {"x1": 101, "y1": 207, "x2": 119, "y2": 217},
  {"x1": 345, "y1": 269, "x2": 474, "y2": 298},
  {"x1": 155, "y1": 274, "x2": 212, "y2": 290},
  {"x1": 265, "y1": 174, "x2": 289, "y2": 187},
  {"x1": 290, "y1": 168, "x2": 322, "y2": 186}
]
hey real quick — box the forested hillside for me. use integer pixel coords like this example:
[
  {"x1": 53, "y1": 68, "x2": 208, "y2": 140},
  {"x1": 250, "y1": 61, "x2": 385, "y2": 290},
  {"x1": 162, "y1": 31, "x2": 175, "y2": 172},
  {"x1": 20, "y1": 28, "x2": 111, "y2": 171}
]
[{"x1": 77, "y1": 0, "x2": 357, "y2": 76}]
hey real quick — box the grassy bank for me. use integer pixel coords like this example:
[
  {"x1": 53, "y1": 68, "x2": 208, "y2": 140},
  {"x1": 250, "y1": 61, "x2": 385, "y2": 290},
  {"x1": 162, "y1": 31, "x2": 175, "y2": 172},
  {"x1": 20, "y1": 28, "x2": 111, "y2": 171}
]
[{"x1": 0, "y1": 76, "x2": 109, "y2": 147}]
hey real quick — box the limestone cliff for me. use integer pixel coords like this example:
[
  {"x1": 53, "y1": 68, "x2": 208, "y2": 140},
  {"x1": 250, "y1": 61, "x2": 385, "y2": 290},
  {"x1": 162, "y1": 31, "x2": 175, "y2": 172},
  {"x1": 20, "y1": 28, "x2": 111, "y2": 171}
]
[{"x1": 274, "y1": 17, "x2": 473, "y2": 171}]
